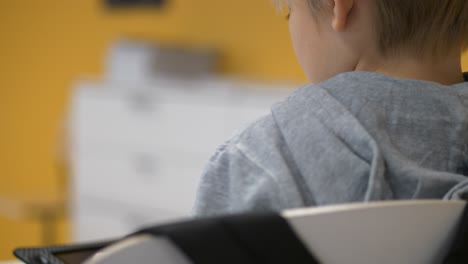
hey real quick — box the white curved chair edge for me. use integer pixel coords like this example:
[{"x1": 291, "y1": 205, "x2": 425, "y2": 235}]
[
  {"x1": 85, "y1": 200, "x2": 467, "y2": 264},
  {"x1": 282, "y1": 199, "x2": 466, "y2": 218}
]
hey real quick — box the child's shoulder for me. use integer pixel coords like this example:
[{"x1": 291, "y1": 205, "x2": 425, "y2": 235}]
[
  {"x1": 211, "y1": 114, "x2": 283, "y2": 159},
  {"x1": 206, "y1": 111, "x2": 299, "y2": 180}
]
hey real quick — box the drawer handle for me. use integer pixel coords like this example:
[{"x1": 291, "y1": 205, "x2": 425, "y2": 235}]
[
  {"x1": 127, "y1": 92, "x2": 156, "y2": 113},
  {"x1": 134, "y1": 153, "x2": 158, "y2": 178}
]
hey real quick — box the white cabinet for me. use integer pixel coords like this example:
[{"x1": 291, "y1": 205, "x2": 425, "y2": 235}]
[{"x1": 69, "y1": 77, "x2": 292, "y2": 242}]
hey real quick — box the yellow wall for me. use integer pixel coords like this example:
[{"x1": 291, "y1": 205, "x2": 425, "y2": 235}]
[
  {"x1": 1, "y1": 0, "x2": 468, "y2": 260},
  {"x1": 463, "y1": 53, "x2": 468, "y2": 70}
]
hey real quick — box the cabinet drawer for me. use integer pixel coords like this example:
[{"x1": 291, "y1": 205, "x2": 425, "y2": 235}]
[
  {"x1": 71, "y1": 90, "x2": 232, "y2": 155},
  {"x1": 74, "y1": 211, "x2": 129, "y2": 242},
  {"x1": 73, "y1": 197, "x2": 188, "y2": 242},
  {"x1": 72, "y1": 147, "x2": 206, "y2": 213}
]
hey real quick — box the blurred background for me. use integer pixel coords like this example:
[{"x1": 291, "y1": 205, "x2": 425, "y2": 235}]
[{"x1": 0, "y1": 0, "x2": 468, "y2": 260}]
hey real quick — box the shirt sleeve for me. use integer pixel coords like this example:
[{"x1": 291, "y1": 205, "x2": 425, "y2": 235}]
[{"x1": 192, "y1": 141, "x2": 285, "y2": 217}]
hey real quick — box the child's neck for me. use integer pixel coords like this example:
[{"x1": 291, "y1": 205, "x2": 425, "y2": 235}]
[{"x1": 355, "y1": 51, "x2": 464, "y2": 85}]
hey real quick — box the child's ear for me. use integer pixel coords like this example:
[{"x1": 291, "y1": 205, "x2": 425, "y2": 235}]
[{"x1": 332, "y1": 0, "x2": 354, "y2": 32}]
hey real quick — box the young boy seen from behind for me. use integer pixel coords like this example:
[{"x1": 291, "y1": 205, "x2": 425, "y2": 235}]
[{"x1": 194, "y1": 0, "x2": 468, "y2": 216}]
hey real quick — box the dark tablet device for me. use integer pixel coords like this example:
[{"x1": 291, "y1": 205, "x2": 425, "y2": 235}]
[{"x1": 14, "y1": 240, "x2": 116, "y2": 264}]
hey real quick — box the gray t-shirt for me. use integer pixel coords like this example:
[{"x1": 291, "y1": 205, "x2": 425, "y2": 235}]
[{"x1": 193, "y1": 71, "x2": 468, "y2": 216}]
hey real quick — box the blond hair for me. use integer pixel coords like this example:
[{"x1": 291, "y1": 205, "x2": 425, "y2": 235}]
[{"x1": 276, "y1": 0, "x2": 468, "y2": 57}]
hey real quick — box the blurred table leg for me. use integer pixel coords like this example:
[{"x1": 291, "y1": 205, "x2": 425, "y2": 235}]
[{"x1": 0, "y1": 195, "x2": 65, "y2": 245}]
